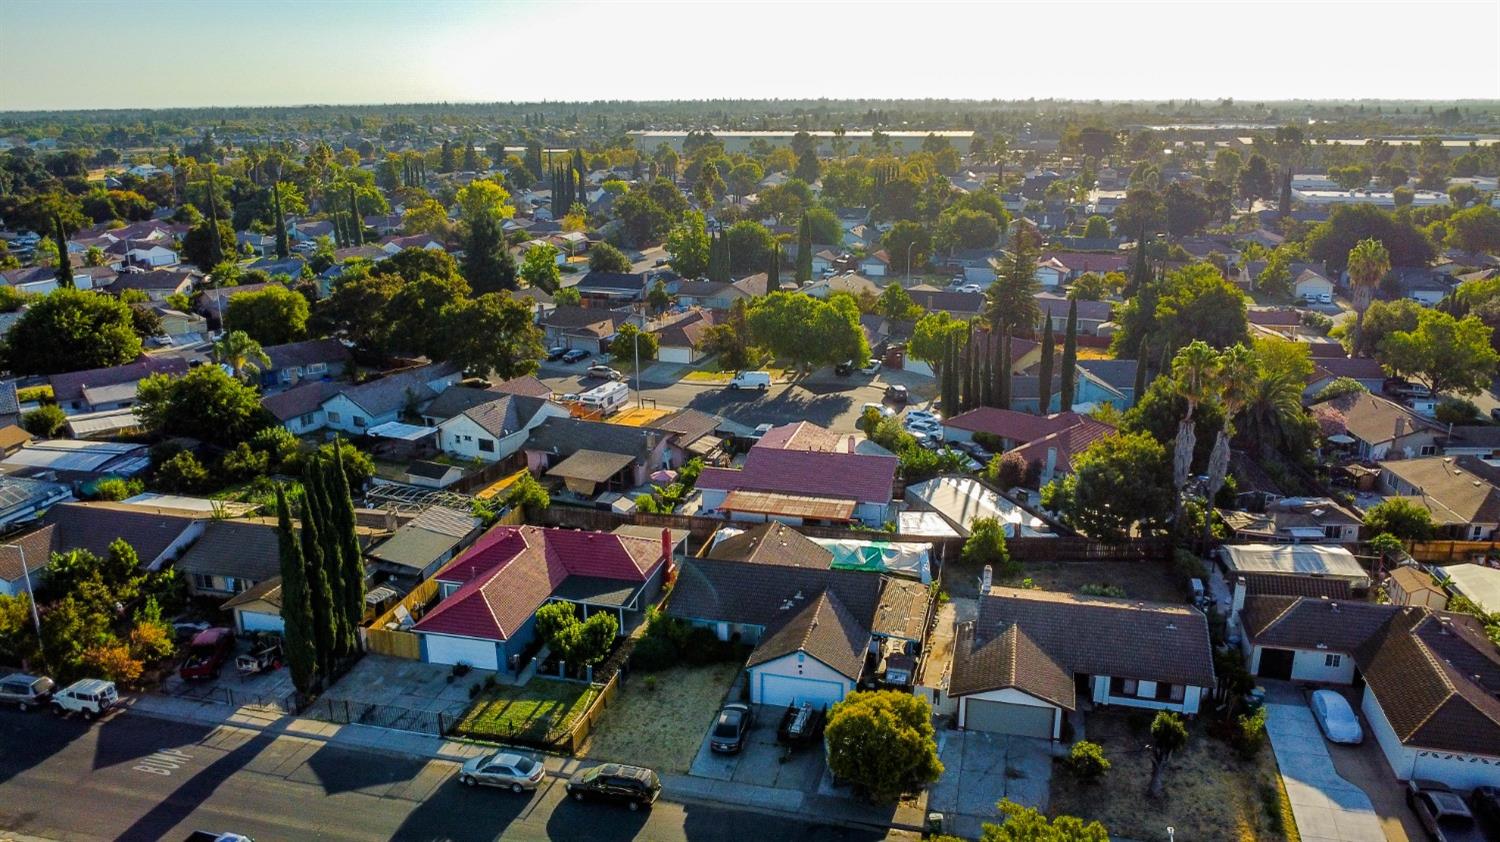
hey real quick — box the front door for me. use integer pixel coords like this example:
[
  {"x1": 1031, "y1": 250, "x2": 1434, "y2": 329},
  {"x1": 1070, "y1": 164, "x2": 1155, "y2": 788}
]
[{"x1": 1258, "y1": 648, "x2": 1295, "y2": 680}]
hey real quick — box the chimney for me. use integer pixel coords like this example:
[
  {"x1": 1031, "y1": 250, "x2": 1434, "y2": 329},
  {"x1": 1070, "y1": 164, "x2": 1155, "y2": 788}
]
[
  {"x1": 1230, "y1": 576, "x2": 1248, "y2": 624},
  {"x1": 980, "y1": 564, "x2": 993, "y2": 593},
  {"x1": 1394, "y1": 416, "x2": 1406, "y2": 441},
  {"x1": 1043, "y1": 447, "x2": 1058, "y2": 484}
]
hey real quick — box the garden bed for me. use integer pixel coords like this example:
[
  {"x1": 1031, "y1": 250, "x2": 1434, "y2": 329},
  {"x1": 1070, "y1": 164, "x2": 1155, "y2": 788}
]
[
  {"x1": 579, "y1": 663, "x2": 740, "y2": 773},
  {"x1": 452, "y1": 678, "x2": 599, "y2": 746},
  {"x1": 1050, "y1": 711, "x2": 1299, "y2": 842}
]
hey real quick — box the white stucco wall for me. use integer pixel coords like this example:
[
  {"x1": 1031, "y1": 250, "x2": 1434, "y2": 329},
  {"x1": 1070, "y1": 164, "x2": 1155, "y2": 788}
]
[
  {"x1": 1362, "y1": 685, "x2": 1500, "y2": 788},
  {"x1": 1249, "y1": 645, "x2": 1357, "y2": 685},
  {"x1": 956, "y1": 687, "x2": 1062, "y2": 738},
  {"x1": 1089, "y1": 675, "x2": 1204, "y2": 715}
]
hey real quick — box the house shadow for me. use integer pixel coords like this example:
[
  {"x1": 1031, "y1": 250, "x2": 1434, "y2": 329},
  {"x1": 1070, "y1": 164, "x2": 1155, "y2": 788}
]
[
  {"x1": 389, "y1": 776, "x2": 532, "y2": 841},
  {"x1": 112, "y1": 730, "x2": 276, "y2": 842},
  {"x1": 91, "y1": 710, "x2": 215, "y2": 771},
  {"x1": 299, "y1": 743, "x2": 428, "y2": 796},
  {"x1": 686, "y1": 388, "x2": 854, "y2": 430},
  {"x1": 677, "y1": 801, "x2": 891, "y2": 841},
  {"x1": 0, "y1": 708, "x2": 93, "y2": 787},
  {"x1": 542, "y1": 796, "x2": 648, "y2": 841}
]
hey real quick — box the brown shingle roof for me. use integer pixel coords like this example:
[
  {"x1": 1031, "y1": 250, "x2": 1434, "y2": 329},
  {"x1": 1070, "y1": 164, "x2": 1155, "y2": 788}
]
[
  {"x1": 668, "y1": 556, "x2": 884, "y2": 633},
  {"x1": 745, "y1": 589, "x2": 869, "y2": 680},
  {"x1": 175, "y1": 520, "x2": 283, "y2": 582},
  {"x1": 0, "y1": 523, "x2": 57, "y2": 584},
  {"x1": 707, "y1": 523, "x2": 832, "y2": 569},
  {"x1": 44, "y1": 502, "x2": 199, "y2": 566},
  {"x1": 950, "y1": 621, "x2": 1075, "y2": 709},
  {"x1": 1239, "y1": 596, "x2": 1399, "y2": 651},
  {"x1": 1238, "y1": 573, "x2": 1353, "y2": 600}
]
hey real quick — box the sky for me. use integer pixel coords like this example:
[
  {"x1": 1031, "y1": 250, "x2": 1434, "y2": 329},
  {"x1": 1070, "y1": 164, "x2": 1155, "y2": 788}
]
[{"x1": 2, "y1": 0, "x2": 1498, "y2": 110}]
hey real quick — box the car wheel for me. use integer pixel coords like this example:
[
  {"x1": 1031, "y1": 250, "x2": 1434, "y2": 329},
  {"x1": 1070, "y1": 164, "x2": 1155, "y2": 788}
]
[
  {"x1": 510, "y1": 783, "x2": 524, "y2": 794},
  {"x1": 758, "y1": 384, "x2": 767, "y2": 392},
  {"x1": 729, "y1": 384, "x2": 739, "y2": 391},
  {"x1": 51, "y1": 704, "x2": 62, "y2": 716},
  {"x1": 460, "y1": 775, "x2": 475, "y2": 787},
  {"x1": 82, "y1": 708, "x2": 95, "y2": 721},
  {"x1": 573, "y1": 791, "x2": 585, "y2": 802}
]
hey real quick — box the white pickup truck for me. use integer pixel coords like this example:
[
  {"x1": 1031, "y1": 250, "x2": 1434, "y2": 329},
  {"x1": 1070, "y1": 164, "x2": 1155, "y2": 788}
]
[{"x1": 51, "y1": 678, "x2": 120, "y2": 720}]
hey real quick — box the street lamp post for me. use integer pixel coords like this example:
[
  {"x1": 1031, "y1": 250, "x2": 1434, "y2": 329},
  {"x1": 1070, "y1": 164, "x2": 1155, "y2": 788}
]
[
  {"x1": 906, "y1": 241, "x2": 916, "y2": 284},
  {"x1": 9, "y1": 542, "x2": 42, "y2": 641}
]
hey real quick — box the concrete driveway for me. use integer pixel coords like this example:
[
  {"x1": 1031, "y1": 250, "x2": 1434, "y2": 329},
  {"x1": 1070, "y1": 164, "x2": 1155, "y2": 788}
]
[
  {"x1": 925, "y1": 730, "x2": 1051, "y2": 840},
  {"x1": 688, "y1": 704, "x2": 824, "y2": 791},
  {"x1": 1265, "y1": 691, "x2": 1385, "y2": 842}
]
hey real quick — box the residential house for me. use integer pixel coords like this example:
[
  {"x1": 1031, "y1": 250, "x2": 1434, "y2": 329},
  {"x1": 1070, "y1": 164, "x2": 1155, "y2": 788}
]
[
  {"x1": 1035, "y1": 293, "x2": 1111, "y2": 335},
  {"x1": 412, "y1": 525, "x2": 671, "y2": 675},
  {"x1": 1293, "y1": 268, "x2": 1335, "y2": 302},
  {"x1": 197, "y1": 282, "x2": 274, "y2": 323},
  {"x1": 435, "y1": 394, "x2": 567, "y2": 463},
  {"x1": 696, "y1": 444, "x2": 898, "y2": 527},
  {"x1": 260, "y1": 338, "x2": 351, "y2": 390},
  {"x1": 1233, "y1": 594, "x2": 1500, "y2": 788},
  {"x1": 668, "y1": 554, "x2": 929, "y2": 707},
  {"x1": 753, "y1": 420, "x2": 892, "y2": 458},
  {"x1": 262, "y1": 380, "x2": 336, "y2": 435},
  {"x1": 1005, "y1": 415, "x2": 1117, "y2": 484},
  {"x1": 653, "y1": 309, "x2": 715, "y2": 364},
  {"x1": 175, "y1": 519, "x2": 282, "y2": 597},
  {"x1": 1433, "y1": 564, "x2": 1500, "y2": 615},
  {"x1": 320, "y1": 362, "x2": 462, "y2": 435},
  {"x1": 944, "y1": 249, "x2": 1000, "y2": 285},
  {"x1": 1074, "y1": 359, "x2": 1139, "y2": 406},
  {"x1": 380, "y1": 235, "x2": 445, "y2": 254},
  {"x1": 906, "y1": 289, "x2": 986, "y2": 321},
  {"x1": 1311, "y1": 391, "x2": 1443, "y2": 460},
  {"x1": 367, "y1": 505, "x2": 483, "y2": 582},
  {"x1": 948, "y1": 588, "x2": 1216, "y2": 738},
  {"x1": 1303, "y1": 356, "x2": 1387, "y2": 401},
  {"x1": 43, "y1": 501, "x2": 204, "y2": 571},
  {"x1": 674, "y1": 273, "x2": 769, "y2": 310},
  {"x1": 646, "y1": 408, "x2": 727, "y2": 465},
  {"x1": 523, "y1": 417, "x2": 677, "y2": 494},
  {"x1": 222, "y1": 579, "x2": 285, "y2": 634},
  {"x1": 541, "y1": 306, "x2": 623, "y2": 354},
  {"x1": 1032, "y1": 257, "x2": 1068, "y2": 288},
  {"x1": 0, "y1": 523, "x2": 60, "y2": 597},
  {"x1": 810, "y1": 248, "x2": 841, "y2": 277},
  {"x1": 803, "y1": 272, "x2": 882, "y2": 301},
  {"x1": 575, "y1": 271, "x2": 650, "y2": 305},
  {"x1": 0, "y1": 425, "x2": 32, "y2": 457},
  {"x1": 49, "y1": 357, "x2": 189, "y2": 414},
  {"x1": 904, "y1": 475, "x2": 1052, "y2": 538},
  {"x1": 1039, "y1": 251, "x2": 1130, "y2": 283},
  {"x1": 108, "y1": 269, "x2": 198, "y2": 302},
  {"x1": 0, "y1": 476, "x2": 72, "y2": 531},
  {"x1": 1442, "y1": 426, "x2": 1500, "y2": 460},
  {"x1": 1389, "y1": 267, "x2": 1453, "y2": 305},
  {"x1": 1218, "y1": 497, "x2": 1363, "y2": 545},
  {"x1": 857, "y1": 250, "x2": 890, "y2": 277},
  {"x1": 0, "y1": 380, "x2": 18, "y2": 429},
  {"x1": 1, "y1": 441, "x2": 151, "y2": 491},
  {"x1": 1377, "y1": 455, "x2": 1500, "y2": 540}
]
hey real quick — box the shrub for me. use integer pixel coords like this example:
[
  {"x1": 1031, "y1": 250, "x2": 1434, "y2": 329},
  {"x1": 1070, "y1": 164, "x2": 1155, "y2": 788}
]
[
  {"x1": 1173, "y1": 548, "x2": 1207, "y2": 586},
  {"x1": 20, "y1": 405, "x2": 66, "y2": 437},
  {"x1": 81, "y1": 642, "x2": 144, "y2": 686},
  {"x1": 963, "y1": 517, "x2": 1020, "y2": 579},
  {"x1": 92, "y1": 477, "x2": 144, "y2": 502},
  {"x1": 221, "y1": 441, "x2": 270, "y2": 482},
  {"x1": 16, "y1": 384, "x2": 54, "y2": 404},
  {"x1": 1067, "y1": 740, "x2": 1111, "y2": 783},
  {"x1": 1232, "y1": 707, "x2": 1269, "y2": 760},
  {"x1": 1077, "y1": 583, "x2": 1126, "y2": 598},
  {"x1": 1436, "y1": 397, "x2": 1480, "y2": 425},
  {"x1": 155, "y1": 450, "x2": 211, "y2": 493},
  {"x1": 1311, "y1": 376, "x2": 1367, "y2": 403},
  {"x1": 988, "y1": 452, "x2": 1027, "y2": 489}
]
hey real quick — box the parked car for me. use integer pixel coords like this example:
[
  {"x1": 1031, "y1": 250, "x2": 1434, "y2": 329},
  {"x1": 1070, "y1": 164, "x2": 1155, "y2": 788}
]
[
  {"x1": 586, "y1": 365, "x2": 622, "y2": 381},
  {"x1": 861, "y1": 402, "x2": 895, "y2": 418},
  {"x1": 954, "y1": 440, "x2": 991, "y2": 463},
  {"x1": 51, "y1": 678, "x2": 119, "y2": 720},
  {"x1": 561, "y1": 349, "x2": 590, "y2": 364},
  {"x1": 565, "y1": 763, "x2": 661, "y2": 811},
  {"x1": 1308, "y1": 689, "x2": 1363, "y2": 744},
  {"x1": 180, "y1": 627, "x2": 236, "y2": 681},
  {"x1": 1407, "y1": 780, "x2": 1490, "y2": 842},
  {"x1": 905, "y1": 409, "x2": 941, "y2": 425},
  {"x1": 728, "y1": 370, "x2": 772, "y2": 391},
  {"x1": 0, "y1": 673, "x2": 54, "y2": 712},
  {"x1": 833, "y1": 360, "x2": 854, "y2": 377},
  {"x1": 884, "y1": 384, "x2": 908, "y2": 403},
  {"x1": 1472, "y1": 786, "x2": 1500, "y2": 830},
  {"x1": 459, "y1": 749, "x2": 547, "y2": 793},
  {"x1": 709, "y1": 703, "x2": 753, "y2": 753},
  {"x1": 545, "y1": 346, "x2": 568, "y2": 361},
  {"x1": 958, "y1": 284, "x2": 984, "y2": 294},
  {"x1": 861, "y1": 360, "x2": 881, "y2": 376}
]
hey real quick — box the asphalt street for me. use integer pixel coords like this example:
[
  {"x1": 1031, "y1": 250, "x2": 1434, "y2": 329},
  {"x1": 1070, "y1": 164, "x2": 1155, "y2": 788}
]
[{"x1": 0, "y1": 708, "x2": 889, "y2": 842}]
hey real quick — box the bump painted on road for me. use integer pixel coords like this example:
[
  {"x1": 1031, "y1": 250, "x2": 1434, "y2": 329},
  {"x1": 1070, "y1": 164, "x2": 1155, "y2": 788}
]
[{"x1": 132, "y1": 747, "x2": 192, "y2": 776}]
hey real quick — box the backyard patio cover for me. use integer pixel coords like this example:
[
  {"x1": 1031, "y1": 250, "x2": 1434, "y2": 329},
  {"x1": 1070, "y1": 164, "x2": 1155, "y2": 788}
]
[
  {"x1": 547, "y1": 449, "x2": 635, "y2": 484},
  {"x1": 720, "y1": 490, "x2": 856, "y2": 522},
  {"x1": 366, "y1": 421, "x2": 438, "y2": 441}
]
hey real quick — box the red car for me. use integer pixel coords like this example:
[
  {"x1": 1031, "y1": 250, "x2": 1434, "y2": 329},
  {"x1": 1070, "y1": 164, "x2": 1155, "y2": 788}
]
[{"x1": 179, "y1": 628, "x2": 235, "y2": 680}]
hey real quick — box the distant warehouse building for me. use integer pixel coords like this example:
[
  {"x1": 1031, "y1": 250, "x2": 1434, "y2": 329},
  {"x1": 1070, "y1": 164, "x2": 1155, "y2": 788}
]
[{"x1": 627, "y1": 130, "x2": 974, "y2": 155}]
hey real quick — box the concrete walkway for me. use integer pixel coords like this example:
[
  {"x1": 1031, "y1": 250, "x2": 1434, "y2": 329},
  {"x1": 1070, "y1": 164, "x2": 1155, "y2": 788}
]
[{"x1": 1264, "y1": 696, "x2": 1385, "y2": 842}]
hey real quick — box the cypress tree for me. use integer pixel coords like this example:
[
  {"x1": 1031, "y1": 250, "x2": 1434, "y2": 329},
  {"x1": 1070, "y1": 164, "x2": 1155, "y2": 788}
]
[
  {"x1": 999, "y1": 326, "x2": 1013, "y2": 410},
  {"x1": 1134, "y1": 336, "x2": 1151, "y2": 407},
  {"x1": 308, "y1": 456, "x2": 352, "y2": 656},
  {"x1": 348, "y1": 184, "x2": 363, "y2": 246},
  {"x1": 273, "y1": 181, "x2": 290, "y2": 259},
  {"x1": 1059, "y1": 298, "x2": 1078, "y2": 410},
  {"x1": 980, "y1": 339, "x2": 994, "y2": 407},
  {"x1": 205, "y1": 170, "x2": 224, "y2": 265},
  {"x1": 1038, "y1": 318, "x2": 1054, "y2": 415},
  {"x1": 963, "y1": 323, "x2": 977, "y2": 411},
  {"x1": 300, "y1": 458, "x2": 339, "y2": 673},
  {"x1": 329, "y1": 442, "x2": 366, "y2": 649},
  {"x1": 1127, "y1": 228, "x2": 1148, "y2": 297},
  {"x1": 53, "y1": 215, "x2": 72, "y2": 287},
  {"x1": 767, "y1": 238, "x2": 779, "y2": 288},
  {"x1": 275, "y1": 485, "x2": 318, "y2": 695},
  {"x1": 796, "y1": 214, "x2": 813, "y2": 283}
]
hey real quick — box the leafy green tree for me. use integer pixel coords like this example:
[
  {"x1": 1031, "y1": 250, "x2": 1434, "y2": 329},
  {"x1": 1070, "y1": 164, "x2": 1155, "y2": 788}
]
[
  {"x1": 1066, "y1": 741, "x2": 1111, "y2": 784},
  {"x1": 666, "y1": 210, "x2": 711, "y2": 278},
  {"x1": 4, "y1": 288, "x2": 142, "y2": 375},
  {"x1": 275, "y1": 485, "x2": 318, "y2": 694},
  {"x1": 804, "y1": 206, "x2": 842, "y2": 247},
  {"x1": 610, "y1": 322, "x2": 658, "y2": 367},
  {"x1": 155, "y1": 450, "x2": 211, "y2": 493},
  {"x1": 935, "y1": 208, "x2": 1000, "y2": 252},
  {"x1": 440, "y1": 292, "x2": 545, "y2": 379},
  {"x1": 977, "y1": 800, "x2": 1109, "y2": 842},
  {"x1": 1380, "y1": 309, "x2": 1500, "y2": 396},
  {"x1": 1363, "y1": 498, "x2": 1435, "y2": 541},
  {"x1": 1237, "y1": 153, "x2": 1274, "y2": 205},
  {"x1": 647, "y1": 279, "x2": 673, "y2": 314},
  {"x1": 986, "y1": 228, "x2": 1041, "y2": 335},
  {"x1": 1305, "y1": 204, "x2": 1434, "y2": 274},
  {"x1": 1445, "y1": 205, "x2": 1500, "y2": 254},
  {"x1": 181, "y1": 219, "x2": 235, "y2": 269},
  {"x1": 911, "y1": 311, "x2": 966, "y2": 381},
  {"x1": 534, "y1": 601, "x2": 618, "y2": 670},
  {"x1": 1049, "y1": 431, "x2": 1174, "y2": 542},
  {"x1": 589, "y1": 241, "x2": 632, "y2": 273},
  {"x1": 747, "y1": 291, "x2": 869, "y2": 370},
  {"x1": 21, "y1": 405, "x2": 66, "y2": 437},
  {"x1": 1148, "y1": 711, "x2": 1189, "y2": 798},
  {"x1": 272, "y1": 180, "x2": 290, "y2": 259},
  {"x1": 1082, "y1": 215, "x2": 1111, "y2": 240},
  {"x1": 824, "y1": 691, "x2": 942, "y2": 804},
  {"x1": 725, "y1": 220, "x2": 774, "y2": 277},
  {"x1": 876, "y1": 283, "x2": 921, "y2": 321},
  {"x1": 615, "y1": 191, "x2": 670, "y2": 247},
  {"x1": 519, "y1": 243, "x2": 561, "y2": 291},
  {"x1": 883, "y1": 221, "x2": 931, "y2": 277},
  {"x1": 553, "y1": 286, "x2": 581, "y2": 307},
  {"x1": 135, "y1": 365, "x2": 271, "y2": 447},
  {"x1": 503, "y1": 471, "x2": 550, "y2": 518},
  {"x1": 457, "y1": 180, "x2": 517, "y2": 294},
  {"x1": 962, "y1": 517, "x2": 1018, "y2": 579}
]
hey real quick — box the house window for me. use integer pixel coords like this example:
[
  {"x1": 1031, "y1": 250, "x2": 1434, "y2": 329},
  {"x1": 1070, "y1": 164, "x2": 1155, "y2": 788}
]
[
  {"x1": 1153, "y1": 682, "x2": 1173, "y2": 701},
  {"x1": 300, "y1": 413, "x2": 315, "y2": 426},
  {"x1": 1325, "y1": 654, "x2": 1341, "y2": 668},
  {"x1": 353, "y1": 417, "x2": 366, "y2": 428},
  {"x1": 1472, "y1": 524, "x2": 1486, "y2": 540},
  {"x1": 1169, "y1": 684, "x2": 1186, "y2": 703},
  {"x1": 328, "y1": 412, "x2": 341, "y2": 423},
  {"x1": 478, "y1": 439, "x2": 495, "y2": 453},
  {"x1": 1323, "y1": 525, "x2": 1342, "y2": 539},
  {"x1": 193, "y1": 573, "x2": 215, "y2": 591},
  {"x1": 1108, "y1": 677, "x2": 1138, "y2": 697},
  {"x1": 1419, "y1": 445, "x2": 1437, "y2": 456},
  {"x1": 307, "y1": 363, "x2": 326, "y2": 374}
]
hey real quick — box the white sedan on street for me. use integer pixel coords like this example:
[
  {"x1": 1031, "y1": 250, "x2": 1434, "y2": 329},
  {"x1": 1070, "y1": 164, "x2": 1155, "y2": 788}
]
[{"x1": 1310, "y1": 689, "x2": 1363, "y2": 744}]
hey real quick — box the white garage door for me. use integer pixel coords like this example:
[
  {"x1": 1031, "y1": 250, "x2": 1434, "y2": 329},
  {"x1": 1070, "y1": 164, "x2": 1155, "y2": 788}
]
[
  {"x1": 423, "y1": 634, "x2": 499, "y2": 670},
  {"x1": 964, "y1": 699, "x2": 1055, "y2": 739},
  {"x1": 755, "y1": 671, "x2": 845, "y2": 709},
  {"x1": 236, "y1": 610, "x2": 284, "y2": 634},
  {"x1": 658, "y1": 346, "x2": 694, "y2": 364}
]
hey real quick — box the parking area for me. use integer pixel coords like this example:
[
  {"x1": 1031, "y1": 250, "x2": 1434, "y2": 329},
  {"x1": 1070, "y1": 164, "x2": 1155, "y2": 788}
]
[
  {"x1": 688, "y1": 703, "x2": 826, "y2": 792},
  {"x1": 321, "y1": 654, "x2": 494, "y2": 720},
  {"x1": 926, "y1": 729, "x2": 1051, "y2": 840},
  {"x1": 1264, "y1": 684, "x2": 1385, "y2": 842},
  {"x1": 157, "y1": 634, "x2": 296, "y2": 707}
]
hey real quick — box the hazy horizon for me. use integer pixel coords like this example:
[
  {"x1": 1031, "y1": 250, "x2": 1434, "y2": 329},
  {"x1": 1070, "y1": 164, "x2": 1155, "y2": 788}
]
[{"x1": 4, "y1": 0, "x2": 1498, "y2": 111}]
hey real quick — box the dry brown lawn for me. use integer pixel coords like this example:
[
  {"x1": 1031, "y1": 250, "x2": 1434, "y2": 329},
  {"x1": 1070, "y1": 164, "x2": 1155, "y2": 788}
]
[
  {"x1": 945, "y1": 558, "x2": 1185, "y2": 604},
  {"x1": 1051, "y1": 712, "x2": 1299, "y2": 842},
  {"x1": 579, "y1": 663, "x2": 739, "y2": 773}
]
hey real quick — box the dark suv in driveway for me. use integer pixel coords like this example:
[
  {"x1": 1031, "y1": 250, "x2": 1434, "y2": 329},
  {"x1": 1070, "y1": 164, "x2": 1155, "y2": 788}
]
[
  {"x1": 565, "y1": 764, "x2": 661, "y2": 811},
  {"x1": 709, "y1": 703, "x2": 753, "y2": 753}
]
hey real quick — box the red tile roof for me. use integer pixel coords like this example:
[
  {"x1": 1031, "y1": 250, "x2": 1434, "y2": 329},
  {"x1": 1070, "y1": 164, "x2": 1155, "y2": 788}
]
[
  {"x1": 697, "y1": 447, "x2": 897, "y2": 504},
  {"x1": 1006, "y1": 417, "x2": 1116, "y2": 474},
  {"x1": 414, "y1": 525, "x2": 664, "y2": 641},
  {"x1": 944, "y1": 408, "x2": 1087, "y2": 443}
]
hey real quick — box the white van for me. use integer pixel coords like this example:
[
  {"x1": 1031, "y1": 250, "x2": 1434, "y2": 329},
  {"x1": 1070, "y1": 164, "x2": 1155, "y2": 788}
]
[
  {"x1": 579, "y1": 380, "x2": 631, "y2": 416},
  {"x1": 727, "y1": 371, "x2": 771, "y2": 392}
]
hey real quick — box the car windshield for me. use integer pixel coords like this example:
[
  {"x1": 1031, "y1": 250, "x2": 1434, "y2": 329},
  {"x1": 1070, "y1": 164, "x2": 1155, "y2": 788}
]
[
  {"x1": 512, "y1": 757, "x2": 537, "y2": 775},
  {"x1": 713, "y1": 710, "x2": 743, "y2": 737}
]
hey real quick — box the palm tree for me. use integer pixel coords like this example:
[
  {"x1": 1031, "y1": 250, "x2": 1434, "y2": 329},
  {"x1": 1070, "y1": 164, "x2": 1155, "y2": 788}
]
[
  {"x1": 1201, "y1": 344, "x2": 1257, "y2": 547},
  {"x1": 1239, "y1": 363, "x2": 1311, "y2": 461},
  {"x1": 213, "y1": 330, "x2": 271, "y2": 381},
  {"x1": 1347, "y1": 238, "x2": 1390, "y2": 355},
  {"x1": 1169, "y1": 341, "x2": 1222, "y2": 526}
]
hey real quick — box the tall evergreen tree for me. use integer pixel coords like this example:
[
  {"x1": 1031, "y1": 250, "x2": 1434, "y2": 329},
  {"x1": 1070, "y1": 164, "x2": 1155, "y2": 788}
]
[
  {"x1": 306, "y1": 456, "x2": 351, "y2": 656},
  {"x1": 1133, "y1": 336, "x2": 1151, "y2": 407},
  {"x1": 273, "y1": 181, "x2": 290, "y2": 259},
  {"x1": 53, "y1": 215, "x2": 72, "y2": 287},
  {"x1": 796, "y1": 214, "x2": 813, "y2": 283},
  {"x1": 963, "y1": 323, "x2": 977, "y2": 411},
  {"x1": 980, "y1": 337, "x2": 994, "y2": 407},
  {"x1": 204, "y1": 169, "x2": 225, "y2": 265},
  {"x1": 275, "y1": 485, "x2": 318, "y2": 695},
  {"x1": 1038, "y1": 318, "x2": 1055, "y2": 415},
  {"x1": 300, "y1": 459, "x2": 338, "y2": 673},
  {"x1": 707, "y1": 232, "x2": 730, "y2": 283},
  {"x1": 348, "y1": 184, "x2": 364, "y2": 246},
  {"x1": 1127, "y1": 229, "x2": 1149, "y2": 297},
  {"x1": 767, "y1": 238, "x2": 779, "y2": 288},
  {"x1": 329, "y1": 442, "x2": 365, "y2": 649},
  {"x1": 1059, "y1": 298, "x2": 1079, "y2": 410},
  {"x1": 941, "y1": 335, "x2": 958, "y2": 414},
  {"x1": 998, "y1": 326, "x2": 1013, "y2": 410}
]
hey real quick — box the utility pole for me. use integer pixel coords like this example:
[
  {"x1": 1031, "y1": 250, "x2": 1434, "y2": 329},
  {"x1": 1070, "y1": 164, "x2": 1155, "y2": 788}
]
[
  {"x1": 906, "y1": 241, "x2": 916, "y2": 285},
  {"x1": 634, "y1": 327, "x2": 642, "y2": 409},
  {"x1": 9, "y1": 542, "x2": 42, "y2": 641}
]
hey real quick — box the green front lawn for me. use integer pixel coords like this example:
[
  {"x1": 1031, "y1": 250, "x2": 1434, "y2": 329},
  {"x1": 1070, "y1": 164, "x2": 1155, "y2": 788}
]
[{"x1": 454, "y1": 678, "x2": 599, "y2": 744}]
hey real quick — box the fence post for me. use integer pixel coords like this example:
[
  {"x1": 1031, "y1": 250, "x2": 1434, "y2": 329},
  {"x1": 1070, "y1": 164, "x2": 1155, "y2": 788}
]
[{"x1": 437, "y1": 711, "x2": 445, "y2": 735}]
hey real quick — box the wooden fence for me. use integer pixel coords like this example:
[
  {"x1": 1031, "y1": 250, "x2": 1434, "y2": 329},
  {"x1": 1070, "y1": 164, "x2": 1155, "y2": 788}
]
[
  {"x1": 362, "y1": 579, "x2": 438, "y2": 660},
  {"x1": 556, "y1": 671, "x2": 621, "y2": 755},
  {"x1": 1407, "y1": 540, "x2": 1500, "y2": 564}
]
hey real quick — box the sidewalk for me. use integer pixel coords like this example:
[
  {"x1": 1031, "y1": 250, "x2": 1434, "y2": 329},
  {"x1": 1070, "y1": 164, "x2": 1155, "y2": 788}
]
[{"x1": 128, "y1": 693, "x2": 928, "y2": 832}]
